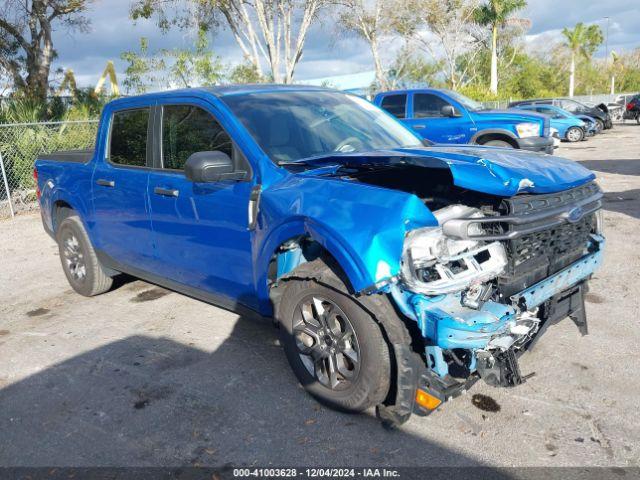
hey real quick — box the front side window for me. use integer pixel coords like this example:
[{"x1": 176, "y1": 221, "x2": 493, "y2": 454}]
[
  {"x1": 442, "y1": 90, "x2": 486, "y2": 112},
  {"x1": 414, "y1": 94, "x2": 452, "y2": 118},
  {"x1": 162, "y1": 105, "x2": 233, "y2": 170},
  {"x1": 110, "y1": 108, "x2": 149, "y2": 167},
  {"x1": 560, "y1": 100, "x2": 582, "y2": 113},
  {"x1": 380, "y1": 94, "x2": 407, "y2": 118},
  {"x1": 222, "y1": 91, "x2": 422, "y2": 164}
]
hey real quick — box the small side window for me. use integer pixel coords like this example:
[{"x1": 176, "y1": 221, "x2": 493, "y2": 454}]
[
  {"x1": 161, "y1": 105, "x2": 233, "y2": 171},
  {"x1": 380, "y1": 94, "x2": 407, "y2": 118},
  {"x1": 110, "y1": 108, "x2": 149, "y2": 167},
  {"x1": 414, "y1": 94, "x2": 452, "y2": 118}
]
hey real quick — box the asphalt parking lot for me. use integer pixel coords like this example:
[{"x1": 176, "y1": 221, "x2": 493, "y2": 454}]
[{"x1": 1, "y1": 126, "x2": 639, "y2": 469}]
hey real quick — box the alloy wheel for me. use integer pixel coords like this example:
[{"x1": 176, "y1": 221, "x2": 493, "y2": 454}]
[
  {"x1": 567, "y1": 127, "x2": 583, "y2": 142},
  {"x1": 62, "y1": 232, "x2": 86, "y2": 282},
  {"x1": 292, "y1": 295, "x2": 361, "y2": 390}
]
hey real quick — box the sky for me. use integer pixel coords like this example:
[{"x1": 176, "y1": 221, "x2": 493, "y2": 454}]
[{"x1": 50, "y1": 0, "x2": 640, "y2": 89}]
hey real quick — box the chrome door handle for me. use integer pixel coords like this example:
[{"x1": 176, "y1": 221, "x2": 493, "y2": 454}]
[
  {"x1": 154, "y1": 187, "x2": 179, "y2": 197},
  {"x1": 96, "y1": 179, "x2": 115, "y2": 187},
  {"x1": 413, "y1": 124, "x2": 426, "y2": 129}
]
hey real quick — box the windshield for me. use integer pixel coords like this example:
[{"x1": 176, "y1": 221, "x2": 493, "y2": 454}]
[
  {"x1": 443, "y1": 90, "x2": 486, "y2": 111},
  {"x1": 222, "y1": 91, "x2": 423, "y2": 164}
]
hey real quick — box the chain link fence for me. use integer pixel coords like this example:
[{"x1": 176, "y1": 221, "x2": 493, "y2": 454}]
[{"x1": 0, "y1": 120, "x2": 98, "y2": 219}]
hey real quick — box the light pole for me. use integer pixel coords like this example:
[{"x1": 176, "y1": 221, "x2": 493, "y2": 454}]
[{"x1": 604, "y1": 16, "x2": 610, "y2": 64}]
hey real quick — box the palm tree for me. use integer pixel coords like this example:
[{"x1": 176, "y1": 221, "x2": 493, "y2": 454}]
[
  {"x1": 475, "y1": 0, "x2": 527, "y2": 95},
  {"x1": 562, "y1": 22, "x2": 604, "y2": 97}
]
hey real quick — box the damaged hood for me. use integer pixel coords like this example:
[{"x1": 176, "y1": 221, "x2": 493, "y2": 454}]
[{"x1": 299, "y1": 145, "x2": 596, "y2": 197}]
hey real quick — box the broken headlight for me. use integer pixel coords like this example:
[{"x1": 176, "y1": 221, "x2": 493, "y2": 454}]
[{"x1": 400, "y1": 205, "x2": 508, "y2": 295}]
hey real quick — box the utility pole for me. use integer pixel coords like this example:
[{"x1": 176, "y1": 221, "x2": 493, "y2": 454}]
[{"x1": 604, "y1": 16, "x2": 610, "y2": 64}]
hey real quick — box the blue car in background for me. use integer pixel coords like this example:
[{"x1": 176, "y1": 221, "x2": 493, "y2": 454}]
[
  {"x1": 374, "y1": 88, "x2": 555, "y2": 153},
  {"x1": 511, "y1": 104, "x2": 591, "y2": 142}
]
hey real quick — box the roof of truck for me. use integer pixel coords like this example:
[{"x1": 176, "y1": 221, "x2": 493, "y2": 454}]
[
  {"x1": 112, "y1": 84, "x2": 333, "y2": 102},
  {"x1": 104, "y1": 84, "x2": 341, "y2": 110}
]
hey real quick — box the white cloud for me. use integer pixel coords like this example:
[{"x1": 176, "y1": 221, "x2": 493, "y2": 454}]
[{"x1": 50, "y1": 0, "x2": 640, "y2": 87}]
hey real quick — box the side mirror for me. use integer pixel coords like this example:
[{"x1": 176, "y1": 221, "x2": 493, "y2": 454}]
[
  {"x1": 185, "y1": 151, "x2": 246, "y2": 183},
  {"x1": 441, "y1": 105, "x2": 458, "y2": 117}
]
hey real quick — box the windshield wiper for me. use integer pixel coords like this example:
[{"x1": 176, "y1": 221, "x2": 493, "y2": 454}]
[{"x1": 277, "y1": 152, "x2": 354, "y2": 166}]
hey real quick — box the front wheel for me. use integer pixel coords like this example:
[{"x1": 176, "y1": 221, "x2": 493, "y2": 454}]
[
  {"x1": 566, "y1": 126, "x2": 584, "y2": 143},
  {"x1": 274, "y1": 264, "x2": 391, "y2": 412},
  {"x1": 482, "y1": 139, "x2": 513, "y2": 148},
  {"x1": 594, "y1": 118, "x2": 605, "y2": 134}
]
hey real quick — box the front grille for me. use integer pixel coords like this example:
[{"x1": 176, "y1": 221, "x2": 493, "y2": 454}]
[
  {"x1": 439, "y1": 181, "x2": 602, "y2": 296},
  {"x1": 498, "y1": 213, "x2": 596, "y2": 297},
  {"x1": 503, "y1": 181, "x2": 601, "y2": 216},
  {"x1": 491, "y1": 182, "x2": 601, "y2": 297}
]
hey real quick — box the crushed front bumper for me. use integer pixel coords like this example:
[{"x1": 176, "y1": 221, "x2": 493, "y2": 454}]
[
  {"x1": 406, "y1": 236, "x2": 603, "y2": 354},
  {"x1": 385, "y1": 235, "x2": 604, "y2": 421}
]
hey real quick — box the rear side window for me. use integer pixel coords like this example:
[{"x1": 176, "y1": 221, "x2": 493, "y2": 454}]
[
  {"x1": 162, "y1": 105, "x2": 233, "y2": 170},
  {"x1": 380, "y1": 94, "x2": 407, "y2": 118},
  {"x1": 110, "y1": 108, "x2": 149, "y2": 167},
  {"x1": 414, "y1": 93, "x2": 451, "y2": 118}
]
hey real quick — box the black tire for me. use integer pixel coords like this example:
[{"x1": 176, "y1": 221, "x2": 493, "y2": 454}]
[
  {"x1": 56, "y1": 213, "x2": 113, "y2": 296},
  {"x1": 594, "y1": 118, "x2": 604, "y2": 134},
  {"x1": 565, "y1": 126, "x2": 584, "y2": 143},
  {"x1": 274, "y1": 262, "x2": 391, "y2": 412},
  {"x1": 482, "y1": 139, "x2": 513, "y2": 148}
]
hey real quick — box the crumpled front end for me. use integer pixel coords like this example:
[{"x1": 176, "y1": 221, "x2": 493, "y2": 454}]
[{"x1": 387, "y1": 181, "x2": 605, "y2": 417}]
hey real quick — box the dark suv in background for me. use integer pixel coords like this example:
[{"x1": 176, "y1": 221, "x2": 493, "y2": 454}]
[{"x1": 509, "y1": 98, "x2": 613, "y2": 132}]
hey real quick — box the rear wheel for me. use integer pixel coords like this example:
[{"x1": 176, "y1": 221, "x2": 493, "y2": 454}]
[
  {"x1": 274, "y1": 261, "x2": 391, "y2": 412},
  {"x1": 482, "y1": 139, "x2": 513, "y2": 148},
  {"x1": 56, "y1": 214, "x2": 113, "y2": 296},
  {"x1": 566, "y1": 126, "x2": 584, "y2": 143}
]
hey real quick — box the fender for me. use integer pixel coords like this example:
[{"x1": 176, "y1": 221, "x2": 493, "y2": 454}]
[
  {"x1": 253, "y1": 175, "x2": 437, "y2": 315},
  {"x1": 470, "y1": 128, "x2": 518, "y2": 144},
  {"x1": 44, "y1": 186, "x2": 91, "y2": 234},
  {"x1": 253, "y1": 217, "x2": 372, "y2": 315}
]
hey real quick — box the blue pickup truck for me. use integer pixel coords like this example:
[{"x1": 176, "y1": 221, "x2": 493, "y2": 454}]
[
  {"x1": 374, "y1": 88, "x2": 555, "y2": 153},
  {"x1": 35, "y1": 85, "x2": 604, "y2": 426}
]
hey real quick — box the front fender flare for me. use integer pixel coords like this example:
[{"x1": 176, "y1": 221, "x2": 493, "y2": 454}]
[
  {"x1": 471, "y1": 128, "x2": 518, "y2": 144},
  {"x1": 253, "y1": 217, "x2": 373, "y2": 315}
]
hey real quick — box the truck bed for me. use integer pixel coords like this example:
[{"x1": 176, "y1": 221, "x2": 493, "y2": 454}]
[{"x1": 38, "y1": 149, "x2": 94, "y2": 164}]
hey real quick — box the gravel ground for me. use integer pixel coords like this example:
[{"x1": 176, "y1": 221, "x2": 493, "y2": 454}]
[{"x1": 0, "y1": 127, "x2": 639, "y2": 469}]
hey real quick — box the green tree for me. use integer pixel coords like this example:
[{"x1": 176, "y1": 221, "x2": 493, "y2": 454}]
[
  {"x1": 121, "y1": 32, "x2": 226, "y2": 94},
  {"x1": 474, "y1": 0, "x2": 527, "y2": 95},
  {"x1": 562, "y1": 22, "x2": 603, "y2": 97},
  {"x1": 0, "y1": 0, "x2": 93, "y2": 100},
  {"x1": 131, "y1": 0, "x2": 328, "y2": 84},
  {"x1": 399, "y1": 0, "x2": 479, "y2": 89}
]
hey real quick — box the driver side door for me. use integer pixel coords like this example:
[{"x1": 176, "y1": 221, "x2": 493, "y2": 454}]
[
  {"x1": 407, "y1": 93, "x2": 473, "y2": 143},
  {"x1": 146, "y1": 101, "x2": 258, "y2": 311}
]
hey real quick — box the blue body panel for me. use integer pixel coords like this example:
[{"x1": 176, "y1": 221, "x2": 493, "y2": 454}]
[
  {"x1": 373, "y1": 88, "x2": 548, "y2": 144},
  {"x1": 35, "y1": 85, "x2": 598, "y2": 320}
]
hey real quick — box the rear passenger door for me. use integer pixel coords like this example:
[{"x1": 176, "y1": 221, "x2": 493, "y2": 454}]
[
  {"x1": 146, "y1": 102, "x2": 257, "y2": 309},
  {"x1": 91, "y1": 105, "x2": 155, "y2": 271}
]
